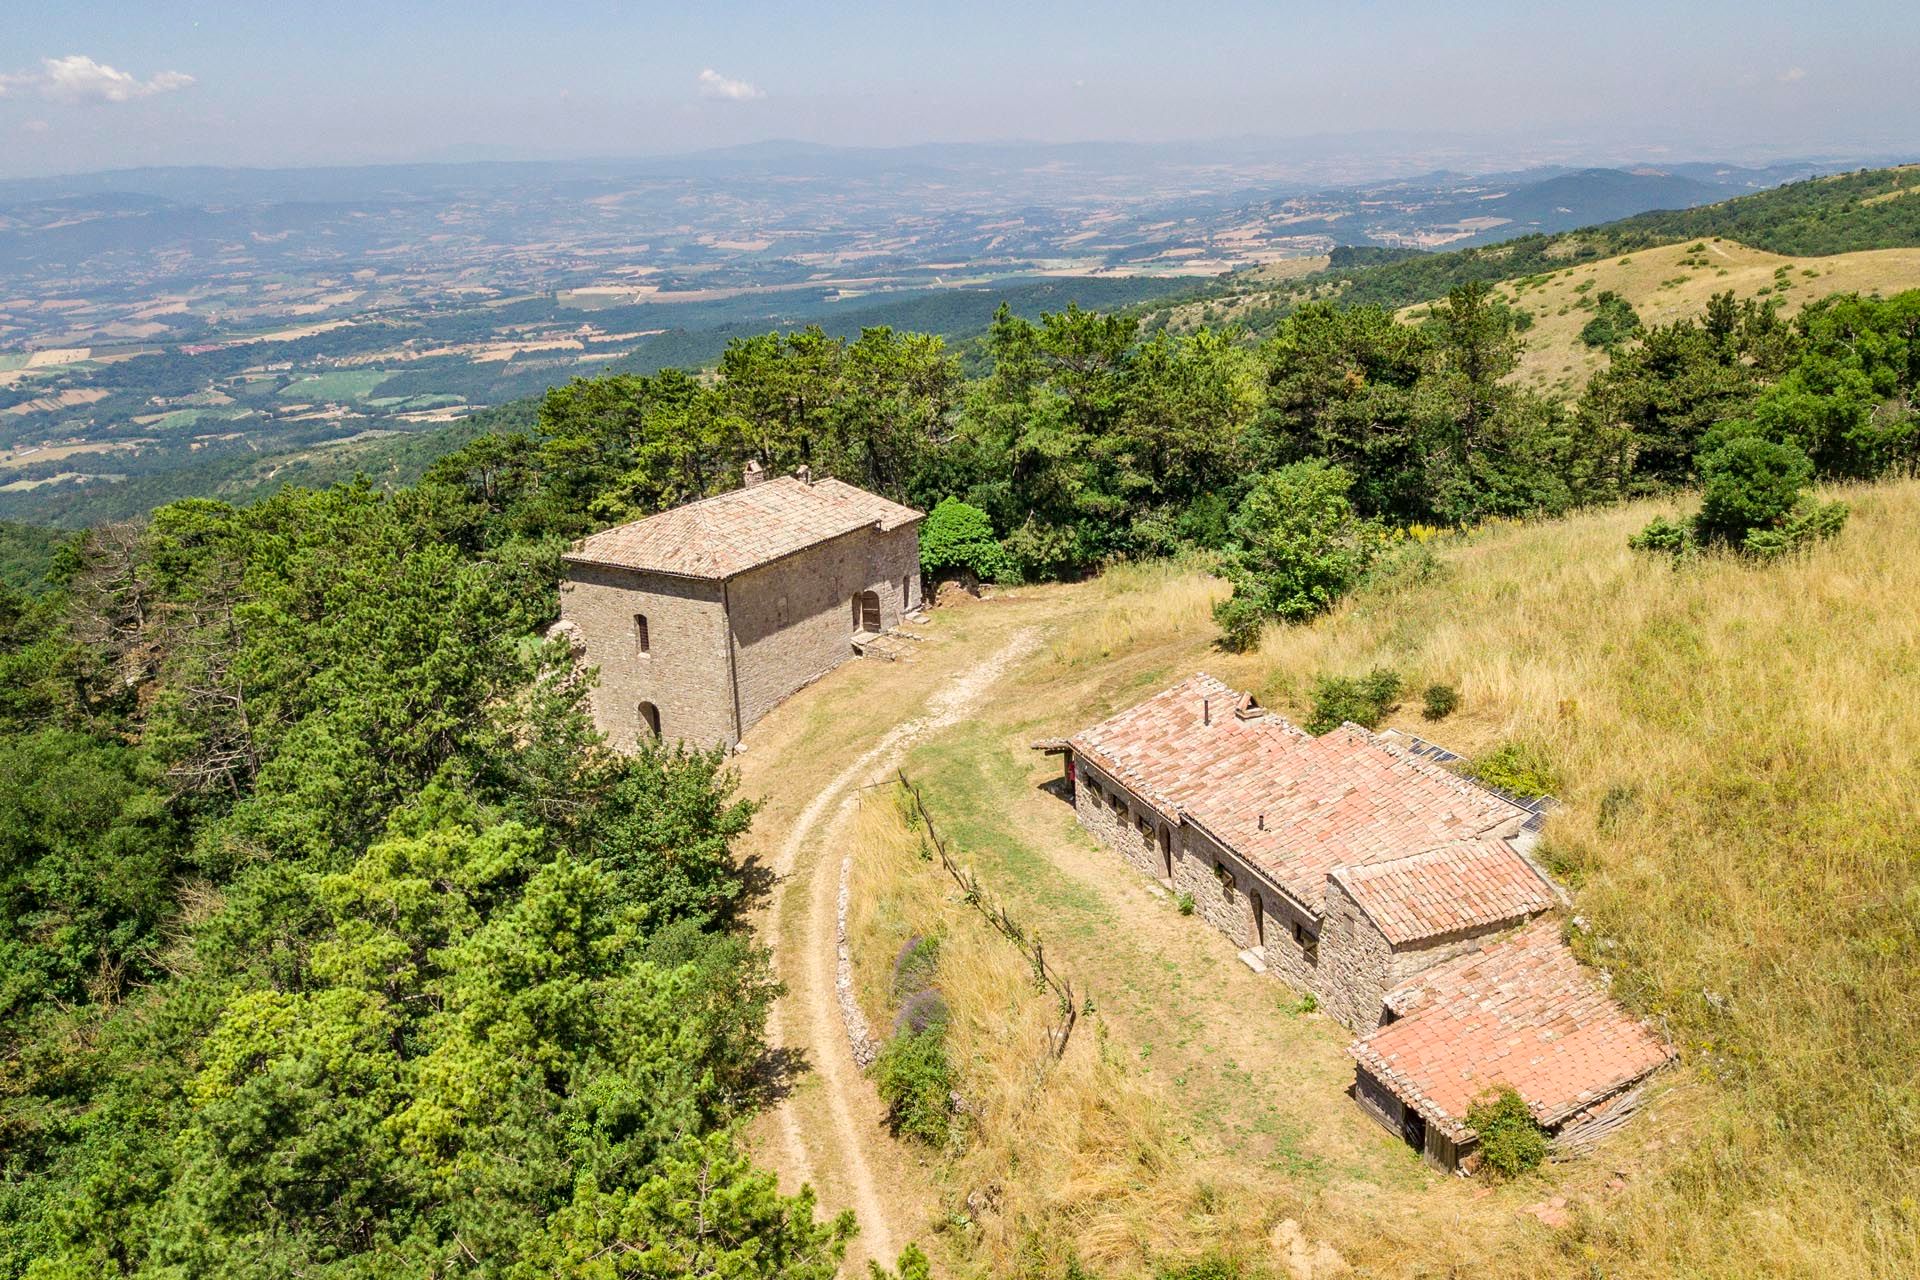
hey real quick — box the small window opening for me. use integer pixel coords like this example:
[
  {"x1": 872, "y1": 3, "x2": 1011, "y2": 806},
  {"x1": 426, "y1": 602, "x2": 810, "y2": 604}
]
[
  {"x1": 634, "y1": 614, "x2": 650, "y2": 655},
  {"x1": 1294, "y1": 920, "x2": 1319, "y2": 964}
]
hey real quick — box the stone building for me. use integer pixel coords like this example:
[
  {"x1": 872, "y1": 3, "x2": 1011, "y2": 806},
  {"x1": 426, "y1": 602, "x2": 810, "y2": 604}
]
[
  {"x1": 555, "y1": 466, "x2": 922, "y2": 749},
  {"x1": 1048, "y1": 673, "x2": 1673, "y2": 1170}
]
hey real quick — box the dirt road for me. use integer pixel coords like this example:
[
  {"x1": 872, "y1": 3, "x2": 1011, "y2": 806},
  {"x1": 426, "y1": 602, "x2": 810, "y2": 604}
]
[{"x1": 737, "y1": 611, "x2": 1039, "y2": 1269}]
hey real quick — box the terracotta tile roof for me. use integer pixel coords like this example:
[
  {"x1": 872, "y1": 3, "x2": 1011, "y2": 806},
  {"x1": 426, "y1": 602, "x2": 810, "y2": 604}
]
[
  {"x1": 562, "y1": 476, "x2": 922, "y2": 579},
  {"x1": 1349, "y1": 919, "x2": 1675, "y2": 1141},
  {"x1": 1067, "y1": 678, "x2": 1531, "y2": 913},
  {"x1": 1066, "y1": 674, "x2": 1309, "y2": 820},
  {"x1": 1181, "y1": 722, "x2": 1530, "y2": 914},
  {"x1": 1331, "y1": 838, "x2": 1557, "y2": 946}
]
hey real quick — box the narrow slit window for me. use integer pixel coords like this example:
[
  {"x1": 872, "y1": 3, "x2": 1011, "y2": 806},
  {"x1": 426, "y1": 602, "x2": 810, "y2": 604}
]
[{"x1": 634, "y1": 614, "x2": 650, "y2": 655}]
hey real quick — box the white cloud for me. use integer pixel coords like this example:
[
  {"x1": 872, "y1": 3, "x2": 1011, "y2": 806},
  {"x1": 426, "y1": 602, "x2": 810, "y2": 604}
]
[
  {"x1": 0, "y1": 55, "x2": 195, "y2": 105},
  {"x1": 1778, "y1": 66, "x2": 1807, "y2": 83},
  {"x1": 697, "y1": 68, "x2": 764, "y2": 101}
]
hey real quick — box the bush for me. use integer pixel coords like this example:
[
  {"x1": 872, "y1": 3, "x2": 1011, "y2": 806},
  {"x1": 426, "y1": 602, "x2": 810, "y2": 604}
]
[
  {"x1": 1466, "y1": 741, "x2": 1559, "y2": 799},
  {"x1": 1176, "y1": 891, "x2": 1195, "y2": 916},
  {"x1": 1210, "y1": 594, "x2": 1267, "y2": 653},
  {"x1": 1421, "y1": 682, "x2": 1460, "y2": 720},
  {"x1": 1743, "y1": 496, "x2": 1850, "y2": 557},
  {"x1": 1214, "y1": 460, "x2": 1383, "y2": 643},
  {"x1": 1305, "y1": 667, "x2": 1403, "y2": 734},
  {"x1": 892, "y1": 988, "x2": 950, "y2": 1036},
  {"x1": 919, "y1": 497, "x2": 1009, "y2": 582},
  {"x1": 872, "y1": 1025, "x2": 955, "y2": 1146},
  {"x1": 1629, "y1": 514, "x2": 1694, "y2": 554},
  {"x1": 891, "y1": 935, "x2": 941, "y2": 1002},
  {"x1": 1466, "y1": 1086, "x2": 1550, "y2": 1179},
  {"x1": 1694, "y1": 436, "x2": 1814, "y2": 546},
  {"x1": 1155, "y1": 1254, "x2": 1245, "y2": 1280},
  {"x1": 1578, "y1": 291, "x2": 1643, "y2": 349}
]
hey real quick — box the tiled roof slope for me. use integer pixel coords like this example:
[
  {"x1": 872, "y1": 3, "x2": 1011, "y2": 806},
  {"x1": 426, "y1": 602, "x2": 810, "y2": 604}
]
[
  {"x1": 1181, "y1": 722, "x2": 1530, "y2": 914},
  {"x1": 1349, "y1": 919, "x2": 1675, "y2": 1141},
  {"x1": 1066, "y1": 674, "x2": 1308, "y2": 819},
  {"x1": 563, "y1": 476, "x2": 922, "y2": 579},
  {"x1": 1066, "y1": 678, "x2": 1531, "y2": 914},
  {"x1": 1332, "y1": 838, "x2": 1557, "y2": 945}
]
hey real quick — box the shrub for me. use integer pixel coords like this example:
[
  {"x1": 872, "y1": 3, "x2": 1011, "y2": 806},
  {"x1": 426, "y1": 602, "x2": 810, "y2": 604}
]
[
  {"x1": 868, "y1": 1243, "x2": 933, "y2": 1280},
  {"x1": 892, "y1": 988, "x2": 950, "y2": 1036},
  {"x1": 1578, "y1": 290, "x2": 1643, "y2": 349},
  {"x1": 1421, "y1": 682, "x2": 1460, "y2": 720},
  {"x1": 1305, "y1": 667, "x2": 1403, "y2": 734},
  {"x1": 872, "y1": 1025, "x2": 955, "y2": 1146},
  {"x1": 1694, "y1": 436, "x2": 1813, "y2": 546},
  {"x1": 1467, "y1": 741, "x2": 1559, "y2": 799},
  {"x1": 1213, "y1": 460, "x2": 1383, "y2": 644},
  {"x1": 1210, "y1": 594, "x2": 1266, "y2": 653},
  {"x1": 919, "y1": 497, "x2": 1009, "y2": 582},
  {"x1": 1742, "y1": 496, "x2": 1849, "y2": 558},
  {"x1": 1629, "y1": 514, "x2": 1694, "y2": 554},
  {"x1": 891, "y1": 935, "x2": 940, "y2": 1001},
  {"x1": 1175, "y1": 891, "x2": 1195, "y2": 916},
  {"x1": 1466, "y1": 1086, "x2": 1550, "y2": 1179}
]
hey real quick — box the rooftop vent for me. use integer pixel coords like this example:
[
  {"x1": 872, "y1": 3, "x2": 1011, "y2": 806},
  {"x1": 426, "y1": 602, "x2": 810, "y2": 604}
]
[
  {"x1": 1234, "y1": 693, "x2": 1264, "y2": 720},
  {"x1": 743, "y1": 459, "x2": 767, "y2": 488}
]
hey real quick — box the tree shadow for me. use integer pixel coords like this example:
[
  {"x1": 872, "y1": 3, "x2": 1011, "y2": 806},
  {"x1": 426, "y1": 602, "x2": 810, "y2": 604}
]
[
  {"x1": 752, "y1": 1044, "x2": 811, "y2": 1108},
  {"x1": 734, "y1": 853, "x2": 779, "y2": 913}
]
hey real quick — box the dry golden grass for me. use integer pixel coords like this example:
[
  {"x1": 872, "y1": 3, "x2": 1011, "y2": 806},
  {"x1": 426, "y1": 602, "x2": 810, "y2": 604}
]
[
  {"x1": 1234, "y1": 480, "x2": 1920, "y2": 1277},
  {"x1": 1046, "y1": 557, "x2": 1230, "y2": 669},
  {"x1": 1401, "y1": 239, "x2": 1920, "y2": 393},
  {"x1": 846, "y1": 792, "x2": 1275, "y2": 1278}
]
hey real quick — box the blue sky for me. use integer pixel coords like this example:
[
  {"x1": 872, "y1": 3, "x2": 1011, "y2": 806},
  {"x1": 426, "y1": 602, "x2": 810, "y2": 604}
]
[{"x1": 1, "y1": 1, "x2": 1914, "y2": 175}]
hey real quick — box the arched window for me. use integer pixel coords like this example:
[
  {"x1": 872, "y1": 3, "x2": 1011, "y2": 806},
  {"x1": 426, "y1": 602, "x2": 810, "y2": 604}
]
[
  {"x1": 637, "y1": 701, "x2": 661, "y2": 740},
  {"x1": 633, "y1": 613, "x2": 650, "y2": 655}
]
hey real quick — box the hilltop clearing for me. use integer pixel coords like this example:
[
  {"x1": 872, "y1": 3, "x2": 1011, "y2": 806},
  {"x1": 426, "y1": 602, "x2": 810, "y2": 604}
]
[
  {"x1": 1411, "y1": 238, "x2": 1920, "y2": 392},
  {"x1": 730, "y1": 480, "x2": 1920, "y2": 1278}
]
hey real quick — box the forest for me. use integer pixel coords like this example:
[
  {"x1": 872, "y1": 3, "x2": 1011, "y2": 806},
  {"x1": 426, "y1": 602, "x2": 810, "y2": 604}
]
[{"x1": 1, "y1": 262, "x2": 1917, "y2": 1276}]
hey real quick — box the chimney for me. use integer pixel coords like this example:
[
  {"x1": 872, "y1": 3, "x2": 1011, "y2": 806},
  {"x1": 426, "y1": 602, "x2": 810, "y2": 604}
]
[
  {"x1": 1234, "y1": 693, "x2": 1264, "y2": 720},
  {"x1": 1203, "y1": 697, "x2": 1211, "y2": 726},
  {"x1": 1257, "y1": 813, "x2": 1265, "y2": 831},
  {"x1": 743, "y1": 459, "x2": 767, "y2": 489},
  {"x1": 795, "y1": 464, "x2": 813, "y2": 485}
]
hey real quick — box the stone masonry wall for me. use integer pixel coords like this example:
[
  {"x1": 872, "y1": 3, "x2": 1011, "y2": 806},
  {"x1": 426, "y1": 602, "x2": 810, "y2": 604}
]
[
  {"x1": 726, "y1": 521, "x2": 922, "y2": 736},
  {"x1": 1071, "y1": 757, "x2": 1175, "y2": 882},
  {"x1": 1318, "y1": 876, "x2": 1396, "y2": 1032},
  {"x1": 1178, "y1": 824, "x2": 1321, "y2": 991},
  {"x1": 559, "y1": 563, "x2": 734, "y2": 749}
]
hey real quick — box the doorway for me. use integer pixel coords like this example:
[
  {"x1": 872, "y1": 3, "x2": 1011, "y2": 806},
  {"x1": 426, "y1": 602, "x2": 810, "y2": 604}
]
[
  {"x1": 1158, "y1": 825, "x2": 1174, "y2": 883},
  {"x1": 637, "y1": 701, "x2": 661, "y2": 740},
  {"x1": 1251, "y1": 893, "x2": 1266, "y2": 949},
  {"x1": 853, "y1": 589, "x2": 881, "y2": 634}
]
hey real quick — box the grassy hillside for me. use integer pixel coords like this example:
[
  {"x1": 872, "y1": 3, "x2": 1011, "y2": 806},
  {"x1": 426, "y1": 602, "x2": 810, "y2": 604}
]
[
  {"x1": 800, "y1": 481, "x2": 1920, "y2": 1277},
  {"x1": 1241, "y1": 481, "x2": 1920, "y2": 1275},
  {"x1": 1152, "y1": 163, "x2": 1920, "y2": 338},
  {"x1": 1412, "y1": 239, "x2": 1920, "y2": 392}
]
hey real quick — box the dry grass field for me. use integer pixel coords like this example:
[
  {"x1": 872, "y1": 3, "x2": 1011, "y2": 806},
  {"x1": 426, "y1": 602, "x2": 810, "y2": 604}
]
[
  {"x1": 799, "y1": 479, "x2": 1920, "y2": 1278},
  {"x1": 1402, "y1": 239, "x2": 1920, "y2": 393}
]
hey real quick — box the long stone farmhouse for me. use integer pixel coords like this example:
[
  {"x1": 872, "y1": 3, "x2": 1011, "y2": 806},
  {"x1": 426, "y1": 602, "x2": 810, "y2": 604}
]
[
  {"x1": 1046, "y1": 673, "x2": 1674, "y2": 1171},
  {"x1": 554, "y1": 464, "x2": 923, "y2": 749}
]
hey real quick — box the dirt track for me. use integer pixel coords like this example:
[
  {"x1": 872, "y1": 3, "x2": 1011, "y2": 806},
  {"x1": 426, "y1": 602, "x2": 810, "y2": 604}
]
[{"x1": 737, "y1": 615, "x2": 1039, "y2": 1270}]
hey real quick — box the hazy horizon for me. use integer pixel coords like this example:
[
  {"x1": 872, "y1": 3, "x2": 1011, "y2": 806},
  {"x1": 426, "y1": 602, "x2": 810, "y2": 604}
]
[{"x1": 3, "y1": 1, "x2": 1915, "y2": 180}]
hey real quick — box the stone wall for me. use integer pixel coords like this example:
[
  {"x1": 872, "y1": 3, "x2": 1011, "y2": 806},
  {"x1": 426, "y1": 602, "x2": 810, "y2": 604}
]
[
  {"x1": 727, "y1": 522, "x2": 922, "y2": 736},
  {"x1": 1318, "y1": 876, "x2": 1396, "y2": 1032},
  {"x1": 1071, "y1": 757, "x2": 1175, "y2": 882},
  {"x1": 1176, "y1": 824, "x2": 1321, "y2": 991},
  {"x1": 559, "y1": 563, "x2": 735, "y2": 749}
]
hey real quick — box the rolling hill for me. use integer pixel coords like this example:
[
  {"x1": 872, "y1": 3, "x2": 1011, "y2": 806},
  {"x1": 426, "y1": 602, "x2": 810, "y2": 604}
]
[{"x1": 1150, "y1": 162, "x2": 1920, "y2": 340}]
